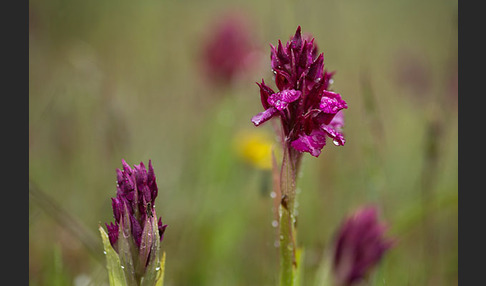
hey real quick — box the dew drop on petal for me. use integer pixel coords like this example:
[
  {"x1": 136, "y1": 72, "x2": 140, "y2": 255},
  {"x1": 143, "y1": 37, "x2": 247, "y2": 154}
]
[
  {"x1": 270, "y1": 192, "x2": 277, "y2": 198},
  {"x1": 103, "y1": 251, "x2": 107, "y2": 255},
  {"x1": 272, "y1": 220, "x2": 279, "y2": 228},
  {"x1": 333, "y1": 139, "x2": 340, "y2": 146}
]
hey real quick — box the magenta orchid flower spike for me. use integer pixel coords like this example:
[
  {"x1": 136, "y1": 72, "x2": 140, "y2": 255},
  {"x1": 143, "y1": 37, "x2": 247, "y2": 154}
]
[
  {"x1": 251, "y1": 26, "x2": 347, "y2": 157},
  {"x1": 100, "y1": 159, "x2": 167, "y2": 286},
  {"x1": 203, "y1": 12, "x2": 258, "y2": 85},
  {"x1": 252, "y1": 26, "x2": 349, "y2": 286},
  {"x1": 332, "y1": 206, "x2": 394, "y2": 286}
]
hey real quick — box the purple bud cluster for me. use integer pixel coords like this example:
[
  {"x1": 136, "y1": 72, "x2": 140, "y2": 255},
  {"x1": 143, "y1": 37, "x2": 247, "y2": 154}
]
[
  {"x1": 105, "y1": 160, "x2": 167, "y2": 251},
  {"x1": 332, "y1": 207, "x2": 393, "y2": 286}
]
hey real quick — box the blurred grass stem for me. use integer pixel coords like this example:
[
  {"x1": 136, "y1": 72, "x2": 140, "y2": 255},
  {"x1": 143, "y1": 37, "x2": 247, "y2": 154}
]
[{"x1": 29, "y1": 179, "x2": 104, "y2": 263}]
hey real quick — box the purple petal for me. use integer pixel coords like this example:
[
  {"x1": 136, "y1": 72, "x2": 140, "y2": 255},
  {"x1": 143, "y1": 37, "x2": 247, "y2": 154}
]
[
  {"x1": 105, "y1": 222, "x2": 119, "y2": 248},
  {"x1": 306, "y1": 54, "x2": 324, "y2": 84},
  {"x1": 256, "y1": 80, "x2": 275, "y2": 109},
  {"x1": 271, "y1": 40, "x2": 290, "y2": 71},
  {"x1": 116, "y1": 164, "x2": 136, "y2": 195},
  {"x1": 158, "y1": 217, "x2": 168, "y2": 241},
  {"x1": 290, "y1": 26, "x2": 302, "y2": 51},
  {"x1": 116, "y1": 169, "x2": 124, "y2": 186},
  {"x1": 134, "y1": 162, "x2": 148, "y2": 189},
  {"x1": 302, "y1": 33, "x2": 319, "y2": 57},
  {"x1": 277, "y1": 40, "x2": 289, "y2": 65},
  {"x1": 251, "y1": 107, "x2": 277, "y2": 126},
  {"x1": 270, "y1": 44, "x2": 280, "y2": 71},
  {"x1": 147, "y1": 160, "x2": 158, "y2": 202},
  {"x1": 130, "y1": 214, "x2": 143, "y2": 247},
  {"x1": 111, "y1": 197, "x2": 123, "y2": 222},
  {"x1": 121, "y1": 159, "x2": 132, "y2": 173},
  {"x1": 275, "y1": 69, "x2": 292, "y2": 91},
  {"x1": 268, "y1": 89, "x2": 302, "y2": 110},
  {"x1": 297, "y1": 39, "x2": 314, "y2": 70},
  {"x1": 329, "y1": 110, "x2": 344, "y2": 130},
  {"x1": 290, "y1": 130, "x2": 327, "y2": 157},
  {"x1": 319, "y1": 91, "x2": 348, "y2": 114},
  {"x1": 322, "y1": 124, "x2": 346, "y2": 146}
]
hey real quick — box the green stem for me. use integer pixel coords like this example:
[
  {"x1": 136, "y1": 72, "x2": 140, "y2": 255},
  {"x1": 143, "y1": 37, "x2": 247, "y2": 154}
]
[
  {"x1": 279, "y1": 207, "x2": 296, "y2": 286},
  {"x1": 279, "y1": 146, "x2": 301, "y2": 286}
]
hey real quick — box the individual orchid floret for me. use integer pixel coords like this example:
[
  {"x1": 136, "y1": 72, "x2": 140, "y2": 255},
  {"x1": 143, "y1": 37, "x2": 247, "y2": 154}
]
[
  {"x1": 332, "y1": 206, "x2": 394, "y2": 286},
  {"x1": 290, "y1": 110, "x2": 345, "y2": 157},
  {"x1": 251, "y1": 26, "x2": 348, "y2": 157},
  {"x1": 100, "y1": 159, "x2": 167, "y2": 286}
]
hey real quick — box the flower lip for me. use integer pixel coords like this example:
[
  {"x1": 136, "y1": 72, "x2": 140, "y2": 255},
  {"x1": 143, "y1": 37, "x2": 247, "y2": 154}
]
[
  {"x1": 291, "y1": 129, "x2": 327, "y2": 157},
  {"x1": 319, "y1": 91, "x2": 348, "y2": 114},
  {"x1": 267, "y1": 89, "x2": 302, "y2": 110}
]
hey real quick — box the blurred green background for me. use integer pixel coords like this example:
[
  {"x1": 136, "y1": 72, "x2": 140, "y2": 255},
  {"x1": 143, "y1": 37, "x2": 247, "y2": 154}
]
[{"x1": 29, "y1": 0, "x2": 457, "y2": 285}]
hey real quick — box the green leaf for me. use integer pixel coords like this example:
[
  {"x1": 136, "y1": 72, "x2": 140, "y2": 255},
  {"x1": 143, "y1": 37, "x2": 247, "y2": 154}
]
[
  {"x1": 154, "y1": 252, "x2": 166, "y2": 286},
  {"x1": 117, "y1": 206, "x2": 139, "y2": 285},
  {"x1": 99, "y1": 225, "x2": 128, "y2": 286},
  {"x1": 141, "y1": 215, "x2": 162, "y2": 286},
  {"x1": 139, "y1": 216, "x2": 155, "y2": 272}
]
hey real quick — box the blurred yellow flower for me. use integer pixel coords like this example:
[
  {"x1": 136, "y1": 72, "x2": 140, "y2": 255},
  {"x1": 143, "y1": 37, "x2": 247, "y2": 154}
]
[{"x1": 234, "y1": 130, "x2": 275, "y2": 170}]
